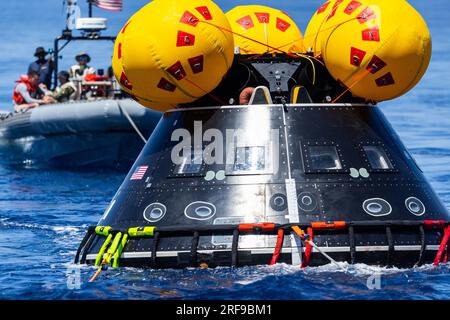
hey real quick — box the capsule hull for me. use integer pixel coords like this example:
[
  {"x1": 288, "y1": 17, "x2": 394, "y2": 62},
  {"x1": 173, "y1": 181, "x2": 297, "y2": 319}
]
[{"x1": 78, "y1": 104, "x2": 450, "y2": 268}]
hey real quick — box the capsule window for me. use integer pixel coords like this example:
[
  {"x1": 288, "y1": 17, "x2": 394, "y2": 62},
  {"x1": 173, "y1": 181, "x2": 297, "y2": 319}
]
[
  {"x1": 225, "y1": 144, "x2": 274, "y2": 176},
  {"x1": 233, "y1": 146, "x2": 265, "y2": 172},
  {"x1": 308, "y1": 146, "x2": 342, "y2": 170},
  {"x1": 174, "y1": 151, "x2": 203, "y2": 174},
  {"x1": 363, "y1": 146, "x2": 393, "y2": 170}
]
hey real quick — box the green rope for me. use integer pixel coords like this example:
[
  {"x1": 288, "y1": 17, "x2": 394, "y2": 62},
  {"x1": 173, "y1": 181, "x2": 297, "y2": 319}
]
[
  {"x1": 113, "y1": 234, "x2": 129, "y2": 268},
  {"x1": 105, "y1": 232, "x2": 123, "y2": 265},
  {"x1": 94, "y1": 233, "x2": 113, "y2": 266}
]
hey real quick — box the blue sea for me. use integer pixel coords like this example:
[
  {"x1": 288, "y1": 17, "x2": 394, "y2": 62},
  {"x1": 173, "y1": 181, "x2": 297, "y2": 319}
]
[{"x1": 0, "y1": 0, "x2": 450, "y2": 300}]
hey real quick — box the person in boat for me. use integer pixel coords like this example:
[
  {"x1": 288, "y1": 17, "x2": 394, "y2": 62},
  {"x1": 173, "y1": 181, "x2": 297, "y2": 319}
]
[
  {"x1": 70, "y1": 53, "x2": 96, "y2": 79},
  {"x1": 28, "y1": 47, "x2": 53, "y2": 88},
  {"x1": 42, "y1": 71, "x2": 77, "y2": 103},
  {"x1": 12, "y1": 70, "x2": 50, "y2": 112}
]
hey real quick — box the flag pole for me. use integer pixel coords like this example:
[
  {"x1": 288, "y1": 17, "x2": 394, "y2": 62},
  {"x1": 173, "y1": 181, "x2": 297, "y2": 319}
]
[{"x1": 88, "y1": 0, "x2": 93, "y2": 17}]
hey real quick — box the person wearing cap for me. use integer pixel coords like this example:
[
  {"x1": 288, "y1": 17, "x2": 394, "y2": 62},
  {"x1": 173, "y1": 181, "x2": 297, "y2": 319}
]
[
  {"x1": 70, "y1": 53, "x2": 95, "y2": 79},
  {"x1": 42, "y1": 71, "x2": 77, "y2": 103},
  {"x1": 28, "y1": 47, "x2": 53, "y2": 88}
]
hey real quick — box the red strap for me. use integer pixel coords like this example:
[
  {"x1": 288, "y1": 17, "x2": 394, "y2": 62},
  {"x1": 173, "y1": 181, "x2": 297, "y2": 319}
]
[
  {"x1": 238, "y1": 223, "x2": 275, "y2": 232},
  {"x1": 270, "y1": 229, "x2": 285, "y2": 265},
  {"x1": 311, "y1": 221, "x2": 346, "y2": 229},
  {"x1": 301, "y1": 227, "x2": 314, "y2": 268},
  {"x1": 424, "y1": 220, "x2": 446, "y2": 229},
  {"x1": 434, "y1": 226, "x2": 450, "y2": 266}
]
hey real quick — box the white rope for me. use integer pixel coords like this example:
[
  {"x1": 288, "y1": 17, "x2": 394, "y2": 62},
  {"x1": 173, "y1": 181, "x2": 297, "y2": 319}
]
[
  {"x1": 117, "y1": 101, "x2": 147, "y2": 144},
  {"x1": 307, "y1": 239, "x2": 348, "y2": 272}
]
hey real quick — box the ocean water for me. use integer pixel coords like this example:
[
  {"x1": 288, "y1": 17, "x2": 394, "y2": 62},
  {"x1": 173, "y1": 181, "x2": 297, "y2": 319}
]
[{"x1": 0, "y1": 0, "x2": 450, "y2": 300}]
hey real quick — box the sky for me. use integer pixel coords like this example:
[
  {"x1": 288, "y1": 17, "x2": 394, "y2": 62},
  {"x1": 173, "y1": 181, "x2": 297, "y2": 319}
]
[{"x1": 0, "y1": 0, "x2": 447, "y2": 109}]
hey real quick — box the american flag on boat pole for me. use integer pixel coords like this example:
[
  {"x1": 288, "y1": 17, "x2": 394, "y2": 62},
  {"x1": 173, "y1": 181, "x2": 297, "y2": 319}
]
[{"x1": 91, "y1": 0, "x2": 123, "y2": 12}]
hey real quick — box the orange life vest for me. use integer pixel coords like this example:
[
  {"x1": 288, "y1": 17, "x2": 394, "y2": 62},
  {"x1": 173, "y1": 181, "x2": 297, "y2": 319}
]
[{"x1": 12, "y1": 75, "x2": 36, "y2": 105}]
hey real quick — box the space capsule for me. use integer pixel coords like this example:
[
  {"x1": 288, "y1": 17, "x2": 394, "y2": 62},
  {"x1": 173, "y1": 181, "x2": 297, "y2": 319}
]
[{"x1": 76, "y1": 2, "x2": 449, "y2": 272}]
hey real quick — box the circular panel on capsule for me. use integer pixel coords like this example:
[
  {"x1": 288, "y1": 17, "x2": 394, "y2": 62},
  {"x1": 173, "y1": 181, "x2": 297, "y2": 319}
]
[
  {"x1": 297, "y1": 192, "x2": 318, "y2": 212},
  {"x1": 204, "y1": 171, "x2": 215, "y2": 181},
  {"x1": 362, "y1": 198, "x2": 392, "y2": 217},
  {"x1": 215, "y1": 170, "x2": 226, "y2": 181},
  {"x1": 270, "y1": 193, "x2": 288, "y2": 212},
  {"x1": 185, "y1": 201, "x2": 217, "y2": 220},
  {"x1": 405, "y1": 197, "x2": 426, "y2": 216},
  {"x1": 143, "y1": 203, "x2": 167, "y2": 222}
]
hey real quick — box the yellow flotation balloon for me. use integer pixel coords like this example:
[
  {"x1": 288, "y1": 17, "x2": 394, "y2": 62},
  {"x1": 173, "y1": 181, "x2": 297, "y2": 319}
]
[
  {"x1": 112, "y1": 0, "x2": 235, "y2": 111},
  {"x1": 307, "y1": 0, "x2": 432, "y2": 102},
  {"x1": 303, "y1": 0, "x2": 348, "y2": 54},
  {"x1": 226, "y1": 5, "x2": 304, "y2": 54}
]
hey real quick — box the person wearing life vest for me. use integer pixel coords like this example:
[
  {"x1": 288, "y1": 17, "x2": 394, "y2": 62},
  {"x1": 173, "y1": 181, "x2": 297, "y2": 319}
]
[
  {"x1": 69, "y1": 53, "x2": 95, "y2": 79},
  {"x1": 43, "y1": 71, "x2": 78, "y2": 103},
  {"x1": 12, "y1": 70, "x2": 47, "y2": 112}
]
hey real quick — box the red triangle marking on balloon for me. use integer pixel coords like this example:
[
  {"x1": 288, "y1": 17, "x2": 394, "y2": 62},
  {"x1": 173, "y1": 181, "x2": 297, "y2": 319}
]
[
  {"x1": 195, "y1": 6, "x2": 212, "y2": 20},
  {"x1": 157, "y1": 77, "x2": 176, "y2": 92},
  {"x1": 358, "y1": 7, "x2": 376, "y2": 23},
  {"x1": 350, "y1": 47, "x2": 366, "y2": 66},
  {"x1": 317, "y1": 2, "x2": 331, "y2": 14},
  {"x1": 276, "y1": 17, "x2": 291, "y2": 32},
  {"x1": 121, "y1": 21, "x2": 131, "y2": 34},
  {"x1": 118, "y1": 43, "x2": 122, "y2": 59},
  {"x1": 176, "y1": 31, "x2": 196, "y2": 47},
  {"x1": 327, "y1": 7, "x2": 338, "y2": 21},
  {"x1": 255, "y1": 12, "x2": 270, "y2": 23},
  {"x1": 344, "y1": 1, "x2": 363, "y2": 15},
  {"x1": 333, "y1": 0, "x2": 344, "y2": 8},
  {"x1": 375, "y1": 72, "x2": 395, "y2": 86},
  {"x1": 362, "y1": 27, "x2": 380, "y2": 42},
  {"x1": 166, "y1": 61, "x2": 186, "y2": 81},
  {"x1": 188, "y1": 55, "x2": 204, "y2": 74},
  {"x1": 180, "y1": 11, "x2": 199, "y2": 27},
  {"x1": 236, "y1": 15, "x2": 254, "y2": 30},
  {"x1": 120, "y1": 72, "x2": 132, "y2": 90},
  {"x1": 366, "y1": 55, "x2": 386, "y2": 74}
]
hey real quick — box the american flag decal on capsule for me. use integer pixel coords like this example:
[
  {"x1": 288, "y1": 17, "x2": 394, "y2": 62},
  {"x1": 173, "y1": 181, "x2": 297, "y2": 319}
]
[{"x1": 130, "y1": 166, "x2": 148, "y2": 180}]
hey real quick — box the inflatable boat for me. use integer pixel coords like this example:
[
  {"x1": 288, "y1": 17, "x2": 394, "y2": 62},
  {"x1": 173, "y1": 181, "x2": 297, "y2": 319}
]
[
  {"x1": 76, "y1": 1, "x2": 450, "y2": 273},
  {"x1": 0, "y1": 99, "x2": 161, "y2": 168}
]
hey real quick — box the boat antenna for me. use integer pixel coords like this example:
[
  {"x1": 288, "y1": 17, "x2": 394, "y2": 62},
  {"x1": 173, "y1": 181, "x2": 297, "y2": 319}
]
[{"x1": 87, "y1": 0, "x2": 93, "y2": 18}]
